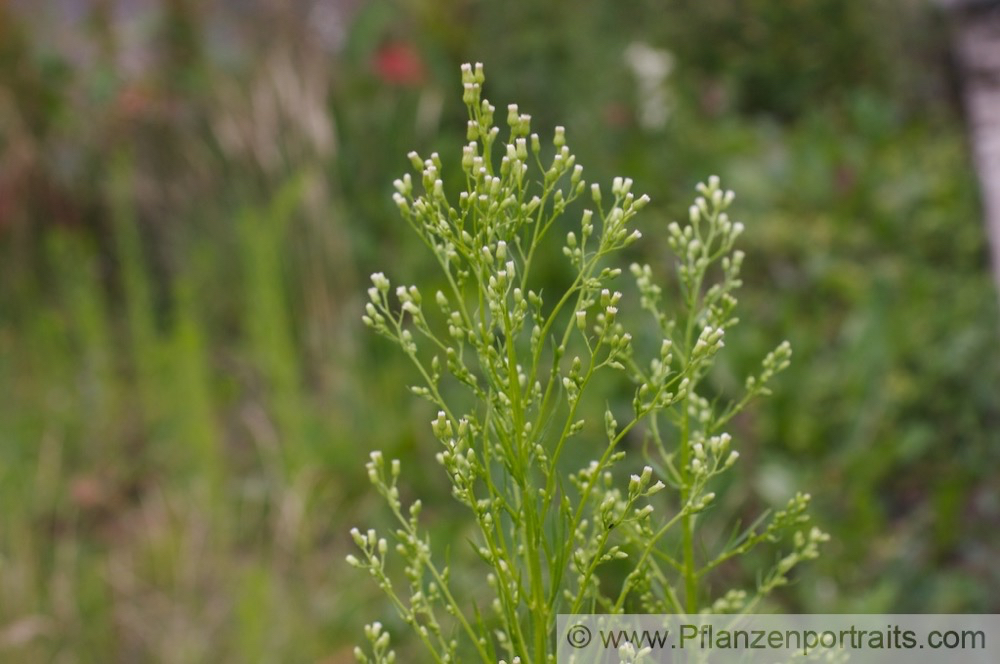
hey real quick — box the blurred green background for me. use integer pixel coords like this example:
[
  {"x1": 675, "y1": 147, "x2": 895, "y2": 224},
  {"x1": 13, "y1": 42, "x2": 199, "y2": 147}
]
[{"x1": 1, "y1": 0, "x2": 998, "y2": 661}]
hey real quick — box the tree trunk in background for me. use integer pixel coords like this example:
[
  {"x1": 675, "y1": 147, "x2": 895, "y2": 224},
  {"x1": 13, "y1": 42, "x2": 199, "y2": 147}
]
[{"x1": 943, "y1": 1, "x2": 1000, "y2": 296}]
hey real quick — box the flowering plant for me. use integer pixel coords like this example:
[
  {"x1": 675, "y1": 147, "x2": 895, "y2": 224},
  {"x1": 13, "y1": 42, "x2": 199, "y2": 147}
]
[{"x1": 349, "y1": 63, "x2": 826, "y2": 664}]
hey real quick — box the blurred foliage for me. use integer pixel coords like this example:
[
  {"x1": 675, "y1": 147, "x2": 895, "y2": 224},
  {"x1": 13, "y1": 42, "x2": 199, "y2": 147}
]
[{"x1": 0, "y1": 0, "x2": 998, "y2": 660}]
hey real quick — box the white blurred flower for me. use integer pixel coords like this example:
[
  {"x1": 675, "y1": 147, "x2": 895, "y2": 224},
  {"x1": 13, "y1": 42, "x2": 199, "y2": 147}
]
[{"x1": 624, "y1": 42, "x2": 675, "y2": 131}]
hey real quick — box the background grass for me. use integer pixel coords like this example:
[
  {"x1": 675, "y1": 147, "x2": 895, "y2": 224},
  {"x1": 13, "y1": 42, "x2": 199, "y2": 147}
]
[{"x1": 1, "y1": 0, "x2": 998, "y2": 661}]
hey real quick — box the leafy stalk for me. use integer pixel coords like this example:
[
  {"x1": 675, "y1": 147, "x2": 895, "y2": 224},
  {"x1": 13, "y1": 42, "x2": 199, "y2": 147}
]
[{"x1": 349, "y1": 63, "x2": 826, "y2": 664}]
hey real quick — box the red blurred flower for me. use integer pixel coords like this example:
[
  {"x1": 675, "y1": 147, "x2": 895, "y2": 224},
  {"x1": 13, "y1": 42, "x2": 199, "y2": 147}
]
[
  {"x1": 602, "y1": 101, "x2": 633, "y2": 129},
  {"x1": 373, "y1": 41, "x2": 426, "y2": 87}
]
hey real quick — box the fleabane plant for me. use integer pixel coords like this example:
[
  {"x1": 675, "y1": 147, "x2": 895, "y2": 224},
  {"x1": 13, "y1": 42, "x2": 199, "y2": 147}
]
[{"x1": 349, "y1": 63, "x2": 827, "y2": 664}]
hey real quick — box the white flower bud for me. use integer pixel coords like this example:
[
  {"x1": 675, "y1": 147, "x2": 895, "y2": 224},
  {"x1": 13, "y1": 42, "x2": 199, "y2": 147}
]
[
  {"x1": 724, "y1": 451, "x2": 740, "y2": 468},
  {"x1": 635, "y1": 504, "x2": 654, "y2": 518}
]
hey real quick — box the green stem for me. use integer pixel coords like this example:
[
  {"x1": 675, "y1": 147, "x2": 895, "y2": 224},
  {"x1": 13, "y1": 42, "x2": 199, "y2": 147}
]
[
  {"x1": 678, "y1": 227, "x2": 708, "y2": 614},
  {"x1": 613, "y1": 509, "x2": 687, "y2": 611},
  {"x1": 387, "y1": 503, "x2": 493, "y2": 664},
  {"x1": 680, "y1": 405, "x2": 698, "y2": 613},
  {"x1": 500, "y1": 288, "x2": 547, "y2": 664}
]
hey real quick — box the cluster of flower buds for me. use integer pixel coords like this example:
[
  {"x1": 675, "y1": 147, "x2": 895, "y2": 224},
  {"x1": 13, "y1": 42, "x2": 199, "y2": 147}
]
[
  {"x1": 353, "y1": 622, "x2": 396, "y2": 664},
  {"x1": 691, "y1": 324, "x2": 725, "y2": 362},
  {"x1": 746, "y1": 339, "x2": 793, "y2": 394},
  {"x1": 688, "y1": 431, "x2": 740, "y2": 479}
]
